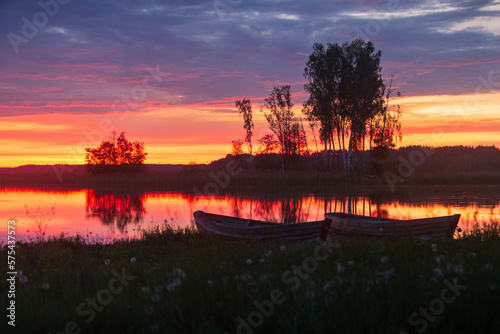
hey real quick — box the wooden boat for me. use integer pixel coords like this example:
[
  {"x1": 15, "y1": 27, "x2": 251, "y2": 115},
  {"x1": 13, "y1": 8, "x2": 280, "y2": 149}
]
[
  {"x1": 193, "y1": 211, "x2": 331, "y2": 241},
  {"x1": 325, "y1": 212, "x2": 461, "y2": 238}
]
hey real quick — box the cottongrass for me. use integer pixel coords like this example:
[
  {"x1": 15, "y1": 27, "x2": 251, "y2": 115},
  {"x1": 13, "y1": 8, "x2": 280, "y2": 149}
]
[{"x1": 172, "y1": 267, "x2": 185, "y2": 277}]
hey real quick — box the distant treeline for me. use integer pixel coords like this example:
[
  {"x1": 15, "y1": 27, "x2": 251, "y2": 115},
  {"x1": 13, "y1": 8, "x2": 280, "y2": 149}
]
[
  {"x1": 1, "y1": 145, "x2": 499, "y2": 178},
  {"x1": 386, "y1": 145, "x2": 500, "y2": 173},
  {"x1": 188, "y1": 145, "x2": 500, "y2": 174}
]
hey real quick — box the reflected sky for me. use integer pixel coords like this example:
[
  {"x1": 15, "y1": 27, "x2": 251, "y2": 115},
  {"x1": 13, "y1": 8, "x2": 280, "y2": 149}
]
[{"x1": 1, "y1": 186, "x2": 499, "y2": 242}]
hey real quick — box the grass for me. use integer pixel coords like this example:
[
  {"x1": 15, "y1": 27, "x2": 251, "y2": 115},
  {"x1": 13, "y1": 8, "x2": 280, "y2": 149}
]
[{"x1": 1, "y1": 224, "x2": 500, "y2": 334}]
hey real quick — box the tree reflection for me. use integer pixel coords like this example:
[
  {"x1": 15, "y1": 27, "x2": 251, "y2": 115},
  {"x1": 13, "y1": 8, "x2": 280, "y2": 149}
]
[
  {"x1": 85, "y1": 189, "x2": 146, "y2": 233},
  {"x1": 228, "y1": 195, "x2": 312, "y2": 223}
]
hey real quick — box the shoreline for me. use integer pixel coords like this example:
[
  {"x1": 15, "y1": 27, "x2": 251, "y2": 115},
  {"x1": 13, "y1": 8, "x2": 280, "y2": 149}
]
[{"x1": 1, "y1": 169, "x2": 500, "y2": 192}]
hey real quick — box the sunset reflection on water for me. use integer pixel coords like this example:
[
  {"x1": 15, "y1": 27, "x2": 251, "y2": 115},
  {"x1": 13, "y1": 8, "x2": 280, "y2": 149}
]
[{"x1": 1, "y1": 186, "x2": 499, "y2": 241}]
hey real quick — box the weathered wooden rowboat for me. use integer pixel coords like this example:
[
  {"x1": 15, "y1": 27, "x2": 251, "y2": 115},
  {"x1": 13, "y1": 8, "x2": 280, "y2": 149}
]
[
  {"x1": 194, "y1": 211, "x2": 332, "y2": 241},
  {"x1": 325, "y1": 212, "x2": 461, "y2": 238}
]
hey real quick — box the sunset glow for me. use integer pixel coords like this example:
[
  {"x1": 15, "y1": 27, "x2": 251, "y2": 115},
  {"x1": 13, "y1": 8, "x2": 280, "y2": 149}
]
[
  {"x1": 1, "y1": 0, "x2": 499, "y2": 167},
  {"x1": 0, "y1": 92, "x2": 499, "y2": 167}
]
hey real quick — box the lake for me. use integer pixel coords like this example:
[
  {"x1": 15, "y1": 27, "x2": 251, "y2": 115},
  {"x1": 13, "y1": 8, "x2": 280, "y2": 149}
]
[{"x1": 1, "y1": 185, "x2": 499, "y2": 242}]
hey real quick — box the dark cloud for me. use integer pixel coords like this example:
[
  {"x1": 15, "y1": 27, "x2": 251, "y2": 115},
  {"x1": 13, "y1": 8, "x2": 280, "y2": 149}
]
[{"x1": 0, "y1": 0, "x2": 499, "y2": 116}]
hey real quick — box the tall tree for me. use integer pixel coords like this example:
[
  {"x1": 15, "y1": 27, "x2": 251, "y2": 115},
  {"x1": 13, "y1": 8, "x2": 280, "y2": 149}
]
[
  {"x1": 304, "y1": 39, "x2": 395, "y2": 173},
  {"x1": 262, "y1": 85, "x2": 295, "y2": 171},
  {"x1": 303, "y1": 42, "x2": 342, "y2": 168},
  {"x1": 340, "y1": 40, "x2": 385, "y2": 172},
  {"x1": 235, "y1": 98, "x2": 254, "y2": 155}
]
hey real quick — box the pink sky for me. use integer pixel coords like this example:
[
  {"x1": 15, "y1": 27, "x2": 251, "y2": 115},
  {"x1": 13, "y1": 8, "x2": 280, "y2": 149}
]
[{"x1": 1, "y1": 0, "x2": 499, "y2": 167}]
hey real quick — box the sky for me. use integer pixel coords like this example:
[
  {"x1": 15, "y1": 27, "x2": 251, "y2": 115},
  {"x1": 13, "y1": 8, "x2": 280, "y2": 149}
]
[{"x1": 0, "y1": 0, "x2": 499, "y2": 167}]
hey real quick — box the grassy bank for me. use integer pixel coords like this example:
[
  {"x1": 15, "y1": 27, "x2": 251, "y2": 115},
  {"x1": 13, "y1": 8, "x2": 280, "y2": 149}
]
[{"x1": 1, "y1": 225, "x2": 499, "y2": 333}]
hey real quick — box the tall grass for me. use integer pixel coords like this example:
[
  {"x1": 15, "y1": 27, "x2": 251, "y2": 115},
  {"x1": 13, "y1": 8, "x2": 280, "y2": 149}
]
[{"x1": 1, "y1": 224, "x2": 499, "y2": 333}]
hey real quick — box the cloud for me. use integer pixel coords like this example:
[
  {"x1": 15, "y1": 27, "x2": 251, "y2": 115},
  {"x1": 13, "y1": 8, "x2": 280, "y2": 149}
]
[{"x1": 0, "y1": 0, "x2": 499, "y2": 118}]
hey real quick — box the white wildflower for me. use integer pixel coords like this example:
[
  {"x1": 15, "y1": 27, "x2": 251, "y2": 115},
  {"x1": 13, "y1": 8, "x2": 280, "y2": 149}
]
[
  {"x1": 384, "y1": 268, "x2": 396, "y2": 282},
  {"x1": 453, "y1": 264, "x2": 464, "y2": 274},
  {"x1": 432, "y1": 267, "x2": 443, "y2": 277},
  {"x1": 435, "y1": 255, "x2": 445, "y2": 264},
  {"x1": 483, "y1": 264, "x2": 494, "y2": 272},
  {"x1": 172, "y1": 278, "x2": 182, "y2": 287},
  {"x1": 240, "y1": 273, "x2": 252, "y2": 281},
  {"x1": 305, "y1": 291, "x2": 315, "y2": 299},
  {"x1": 172, "y1": 267, "x2": 185, "y2": 277}
]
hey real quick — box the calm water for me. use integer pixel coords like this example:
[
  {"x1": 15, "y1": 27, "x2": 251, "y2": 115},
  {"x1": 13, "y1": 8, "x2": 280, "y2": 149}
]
[{"x1": 1, "y1": 186, "x2": 499, "y2": 242}]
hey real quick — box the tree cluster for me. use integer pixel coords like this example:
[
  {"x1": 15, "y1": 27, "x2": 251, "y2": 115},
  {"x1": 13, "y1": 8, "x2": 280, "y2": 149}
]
[
  {"x1": 303, "y1": 39, "x2": 401, "y2": 173},
  {"x1": 235, "y1": 86, "x2": 309, "y2": 171},
  {"x1": 85, "y1": 132, "x2": 147, "y2": 173},
  {"x1": 233, "y1": 39, "x2": 401, "y2": 173}
]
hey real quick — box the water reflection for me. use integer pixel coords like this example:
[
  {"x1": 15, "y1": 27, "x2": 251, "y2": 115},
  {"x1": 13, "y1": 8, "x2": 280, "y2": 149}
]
[
  {"x1": 85, "y1": 190, "x2": 146, "y2": 233},
  {"x1": 231, "y1": 196, "x2": 312, "y2": 223},
  {"x1": 1, "y1": 186, "x2": 499, "y2": 241}
]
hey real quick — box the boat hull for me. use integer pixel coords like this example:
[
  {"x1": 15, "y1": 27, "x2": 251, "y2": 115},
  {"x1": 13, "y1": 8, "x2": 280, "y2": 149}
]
[
  {"x1": 194, "y1": 211, "x2": 331, "y2": 242},
  {"x1": 325, "y1": 213, "x2": 460, "y2": 238}
]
